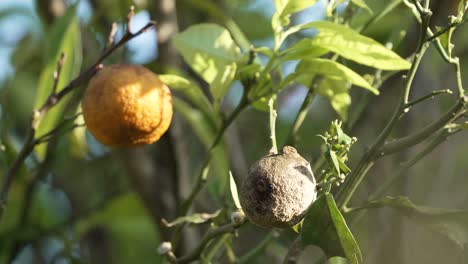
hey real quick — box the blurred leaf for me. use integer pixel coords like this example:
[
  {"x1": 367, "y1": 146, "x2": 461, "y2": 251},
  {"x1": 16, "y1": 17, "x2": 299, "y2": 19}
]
[
  {"x1": 92, "y1": 0, "x2": 133, "y2": 22},
  {"x1": 435, "y1": 26, "x2": 449, "y2": 51},
  {"x1": 172, "y1": 23, "x2": 242, "y2": 100},
  {"x1": 162, "y1": 210, "x2": 221, "y2": 227},
  {"x1": 316, "y1": 78, "x2": 351, "y2": 121},
  {"x1": 457, "y1": 0, "x2": 468, "y2": 20},
  {"x1": 330, "y1": 93, "x2": 351, "y2": 121},
  {"x1": 350, "y1": 0, "x2": 373, "y2": 13},
  {"x1": 159, "y1": 74, "x2": 216, "y2": 125},
  {"x1": 232, "y1": 9, "x2": 273, "y2": 40},
  {"x1": 365, "y1": 196, "x2": 468, "y2": 249},
  {"x1": 292, "y1": 220, "x2": 303, "y2": 233},
  {"x1": 34, "y1": 6, "x2": 82, "y2": 158},
  {"x1": 0, "y1": 137, "x2": 28, "y2": 235},
  {"x1": 68, "y1": 109, "x2": 87, "y2": 158},
  {"x1": 272, "y1": 0, "x2": 318, "y2": 31},
  {"x1": 329, "y1": 257, "x2": 349, "y2": 264},
  {"x1": 281, "y1": 39, "x2": 329, "y2": 61},
  {"x1": 290, "y1": 21, "x2": 411, "y2": 70},
  {"x1": 75, "y1": 192, "x2": 161, "y2": 264},
  {"x1": 296, "y1": 58, "x2": 378, "y2": 94},
  {"x1": 28, "y1": 183, "x2": 71, "y2": 229},
  {"x1": 173, "y1": 98, "x2": 229, "y2": 200},
  {"x1": 0, "y1": 6, "x2": 32, "y2": 20},
  {"x1": 229, "y1": 171, "x2": 242, "y2": 209},
  {"x1": 302, "y1": 193, "x2": 362, "y2": 264}
]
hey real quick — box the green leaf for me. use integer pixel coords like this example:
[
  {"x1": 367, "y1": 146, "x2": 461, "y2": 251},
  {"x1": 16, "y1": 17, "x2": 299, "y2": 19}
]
[
  {"x1": 316, "y1": 78, "x2": 352, "y2": 121},
  {"x1": 296, "y1": 58, "x2": 378, "y2": 94},
  {"x1": 272, "y1": 0, "x2": 318, "y2": 30},
  {"x1": 229, "y1": 171, "x2": 242, "y2": 209},
  {"x1": 159, "y1": 74, "x2": 216, "y2": 125},
  {"x1": 28, "y1": 183, "x2": 71, "y2": 229},
  {"x1": 350, "y1": 0, "x2": 373, "y2": 14},
  {"x1": 280, "y1": 39, "x2": 329, "y2": 61},
  {"x1": 172, "y1": 23, "x2": 242, "y2": 100},
  {"x1": 291, "y1": 21, "x2": 411, "y2": 70},
  {"x1": 292, "y1": 219, "x2": 303, "y2": 233},
  {"x1": 365, "y1": 196, "x2": 468, "y2": 249},
  {"x1": 331, "y1": 93, "x2": 351, "y2": 121},
  {"x1": 34, "y1": 7, "x2": 82, "y2": 158},
  {"x1": 162, "y1": 210, "x2": 221, "y2": 227},
  {"x1": 338, "y1": 158, "x2": 351, "y2": 174},
  {"x1": 75, "y1": 192, "x2": 162, "y2": 264},
  {"x1": 457, "y1": 0, "x2": 468, "y2": 20},
  {"x1": 302, "y1": 193, "x2": 362, "y2": 264},
  {"x1": 329, "y1": 150, "x2": 340, "y2": 174}
]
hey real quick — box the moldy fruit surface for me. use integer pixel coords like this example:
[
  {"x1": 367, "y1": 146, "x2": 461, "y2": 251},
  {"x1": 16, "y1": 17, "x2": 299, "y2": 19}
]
[
  {"x1": 239, "y1": 146, "x2": 317, "y2": 228},
  {"x1": 81, "y1": 64, "x2": 173, "y2": 147}
]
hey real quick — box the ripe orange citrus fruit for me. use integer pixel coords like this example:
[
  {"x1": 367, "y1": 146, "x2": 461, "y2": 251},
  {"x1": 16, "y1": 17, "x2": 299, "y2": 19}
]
[{"x1": 81, "y1": 64, "x2": 173, "y2": 147}]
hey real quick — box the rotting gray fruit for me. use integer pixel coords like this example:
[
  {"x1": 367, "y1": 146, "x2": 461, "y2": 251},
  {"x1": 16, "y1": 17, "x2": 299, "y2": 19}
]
[{"x1": 239, "y1": 146, "x2": 317, "y2": 228}]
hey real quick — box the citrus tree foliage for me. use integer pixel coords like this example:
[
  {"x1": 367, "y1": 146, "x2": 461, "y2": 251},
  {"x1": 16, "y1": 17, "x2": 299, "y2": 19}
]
[{"x1": 1, "y1": 0, "x2": 468, "y2": 263}]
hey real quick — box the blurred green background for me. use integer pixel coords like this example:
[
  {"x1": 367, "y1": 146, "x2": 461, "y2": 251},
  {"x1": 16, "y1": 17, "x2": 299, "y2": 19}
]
[{"x1": 0, "y1": 0, "x2": 467, "y2": 263}]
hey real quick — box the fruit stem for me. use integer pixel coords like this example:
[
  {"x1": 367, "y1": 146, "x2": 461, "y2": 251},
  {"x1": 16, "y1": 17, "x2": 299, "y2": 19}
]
[{"x1": 268, "y1": 97, "x2": 278, "y2": 154}]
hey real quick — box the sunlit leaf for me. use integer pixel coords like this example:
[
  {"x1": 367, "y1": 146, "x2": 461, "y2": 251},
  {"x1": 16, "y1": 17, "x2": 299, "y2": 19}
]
[
  {"x1": 289, "y1": 21, "x2": 411, "y2": 70},
  {"x1": 365, "y1": 196, "x2": 468, "y2": 249},
  {"x1": 296, "y1": 58, "x2": 378, "y2": 94},
  {"x1": 159, "y1": 74, "x2": 216, "y2": 125},
  {"x1": 280, "y1": 39, "x2": 329, "y2": 61},
  {"x1": 350, "y1": 0, "x2": 373, "y2": 13},
  {"x1": 162, "y1": 210, "x2": 221, "y2": 227},
  {"x1": 329, "y1": 150, "x2": 340, "y2": 174},
  {"x1": 172, "y1": 23, "x2": 242, "y2": 100},
  {"x1": 272, "y1": 0, "x2": 318, "y2": 31},
  {"x1": 69, "y1": 109, "x2": 87, "y2": 158},
  {"x1": 302, "y1": 193, "x2": 362, "y2": 264},
  {"x1": 229, "y1": 171, "x2": 242, "y2": 209},
  {"x1": 34, "y1": 6, "x2": 82, "y2": 158}
]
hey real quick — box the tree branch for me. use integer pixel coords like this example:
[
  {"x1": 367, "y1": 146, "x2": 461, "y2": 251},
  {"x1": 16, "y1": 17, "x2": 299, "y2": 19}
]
[{"x1": 0, "y1": 6, "x2": 156, "y2": 219}]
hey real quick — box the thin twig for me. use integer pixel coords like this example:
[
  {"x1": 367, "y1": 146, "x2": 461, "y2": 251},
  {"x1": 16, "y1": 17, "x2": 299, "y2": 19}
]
[
  {"x1": 380, "y1": 97, "x2": 467, "y2": 156},
  {"x1": 171, "y1": 95, "x2": 249, "y2": 247},
  {"x1": 405, "y1": 89, "x2": 453, "y2": 108},
  {"x1": 335, "y1": 4, "x2": 433, "y2": 209},
  {"x1": 427, "y1": 15, "x2": 468, "y2": 42},
  {"x1": 176, "y1": 222, "x2": 245, "y2": 263}
]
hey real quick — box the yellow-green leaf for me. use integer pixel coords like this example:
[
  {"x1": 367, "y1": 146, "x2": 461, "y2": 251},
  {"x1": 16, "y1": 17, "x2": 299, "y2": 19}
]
[
  {"x1": 296, "y1": 58, "x2": 378, "y2": 94},
  {"x1": 292, "y1": 21, "x2": 411, "y2": 70},
  {"x1": 34, "y1": 7, "x2": 82, "y2": 158},
  {"x1": 172, "y1": 23, "x2": 242, "y2": 100}
]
